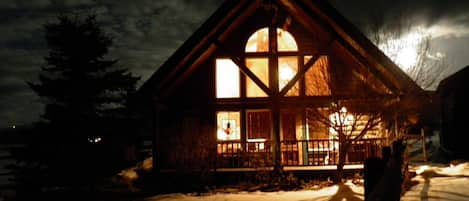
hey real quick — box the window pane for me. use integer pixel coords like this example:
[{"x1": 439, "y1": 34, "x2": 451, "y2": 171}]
[
  {"x1": 305, "y1": 108, "x2": 329, "y2": 140},
  {"x1": 277, "y1": 28, "x2": 298, "y2": 51},
  {"x1": 246, "y1": 110, "x2": 271, "y2": 140},
  {"x1": 278, "y1": 56, "x2": 299, "y2": 96},
  {"x1": 245, "y1": 28, "x2": 269, "y2": 52},
  {"x1": 217, "y1": 111, "x2": 241, "y2": 141},
  {"x1": 246, "y1": 58, "x2": 269, "y2": 97},
  {"x1": 305, "y1": 56, "x2": 331, "y2": 96},
  {"x1": 281, "y1": 112, "x2": 300, "y2": 141},
  {"x1": 216, "y1": 59, "x2": 240, "y2": 98}
]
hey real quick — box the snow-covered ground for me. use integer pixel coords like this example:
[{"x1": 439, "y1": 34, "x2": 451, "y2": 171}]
[
  {"x1": 401, "y1": 162, "x2": 469, "y2": 201},
  {"x1": 136, "y1": 133, "x2": 469, "y2": 201},
  {"x1": 145, "y1": 181, "x2": 363, "y2": 201},
  {"x1": 144, "y1": 162, "x2": 469, "y2": 201}
]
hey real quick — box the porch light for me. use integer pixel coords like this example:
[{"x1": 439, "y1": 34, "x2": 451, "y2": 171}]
[
  {"x1": 340, "y1": 107, "x2": 347, "y2": 113},
  {"x1": 329, "y1": 107, "x2": 354, "y2": 136}
]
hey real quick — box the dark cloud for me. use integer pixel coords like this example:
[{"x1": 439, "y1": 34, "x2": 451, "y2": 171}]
[
  {"x1": 0, "y1": 0, "x2": 222, "y2": 128},
  {"x1": 330, "y1": 0, "x2": 469, "y2": 29},
  {"x1": 1, "y1": 0, "x2": 468, "y2": 128},
  {"x1": 330, "y1": 0, "x2": 469, "y2": 83}
]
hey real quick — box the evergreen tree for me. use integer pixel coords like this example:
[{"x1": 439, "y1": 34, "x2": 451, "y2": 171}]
[
  {"x1": 10, "y1": 14, "x2": 139, "y2": 198},
  {"x1": 31, "y1": 14, "x2": 139, "y2": 143}
]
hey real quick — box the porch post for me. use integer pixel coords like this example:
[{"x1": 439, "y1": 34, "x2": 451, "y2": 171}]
[
  {"x1": 269, "y1": 17, "x2": 282, "y2": 172},
  {"x1": 272, "y1": 101, "x2": 282, "y2": 172}
]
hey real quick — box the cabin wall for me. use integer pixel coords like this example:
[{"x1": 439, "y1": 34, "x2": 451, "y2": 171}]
[
  {"x1": 149, "y1": 2, "x2": 397, "y2": 170},
  {"x1": 156, "y1": 59, "x2": 217, "y2": 170}
]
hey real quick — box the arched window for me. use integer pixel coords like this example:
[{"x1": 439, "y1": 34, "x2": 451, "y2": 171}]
[
  {"x1": 215, "y1": 27, "x2": 307, "y2": 99},
  {"x1": 245, "y1": 28, "x2": 298, "y2": 52},
  {"x1": 245, "y1": 27, "x2": 299, "y2": 97}
]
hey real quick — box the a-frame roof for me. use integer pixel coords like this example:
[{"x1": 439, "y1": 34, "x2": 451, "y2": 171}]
[
  {"x1": 438, "y1": 65, "x2": 469, "y2": 92},
  {"x1": 138, "y1": 0, "x2": 422, "y2": 100}
]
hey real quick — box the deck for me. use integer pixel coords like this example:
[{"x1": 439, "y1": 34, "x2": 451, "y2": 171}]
[{"x1": 216, "y1": 138, "x2": 385, "y2": 169}]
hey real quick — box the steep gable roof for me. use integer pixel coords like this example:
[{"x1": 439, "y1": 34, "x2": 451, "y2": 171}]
[
  {"x1": 437, "y1": 65, "x2": 469, "y2": 92},
  {"x1": 138, "y1": 0, "x2": 422, "y2": 100}
]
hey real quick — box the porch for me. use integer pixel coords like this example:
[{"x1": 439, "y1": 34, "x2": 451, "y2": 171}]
[{"x1": 216, "y1": 138, "x2": 385, "y2": 169}]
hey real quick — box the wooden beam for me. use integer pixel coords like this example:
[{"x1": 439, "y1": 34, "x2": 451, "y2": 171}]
[
  {"x1": 214, "y1": 40, "x2": 273, "y2": 97},
  {"x1": 157, "y1": 1, "x2": 260, "y2": 99},
  {"x1": 279, "y1": 55, "x2": 321, "y2": 96},
  {"x1": 280, "y1": 0, "x2": 401, "y2": 93}
]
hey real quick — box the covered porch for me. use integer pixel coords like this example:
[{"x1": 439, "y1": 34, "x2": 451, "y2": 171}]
[{"x1": 216, "y1": 138, "x2": 385, "y2": 169}]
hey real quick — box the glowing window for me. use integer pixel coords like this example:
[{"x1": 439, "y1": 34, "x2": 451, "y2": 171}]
[
  {"x1": 216, "y1": 59, "x2": 240, "y2": 98},
  {"x1": 277, "y1": 29, "x2": 298, "y2": 51},
  {"x1": 278, "y1": 56, "x2": 299, "y2": 96},
  {"x1": 305, "y1": 108, "x2": 330, "y2": 140},
  {"x1": 245, "y1": 28, "x2": 269, "y2": 52},
  {"x1": 246, "y1": 58, "x2": 269, "y2": 97},
  {"x1": 217, "y1": 111, "x2": 241, "y2": 141},
  {"x1": 329, "y1": 107, "x2": 354, "y2": 138},
  {"x1": 245, "y1": 28, "x2": 298, "y2": 52},
  {"x1": 305, "y1": 56, "x2": 331, "y2": 96},
  {"x1": 246, "y1": 110, "x2": 271, "y2": 152},
  {"x1": 244, "y1": 28, "x2": 299, "y2": 96}
]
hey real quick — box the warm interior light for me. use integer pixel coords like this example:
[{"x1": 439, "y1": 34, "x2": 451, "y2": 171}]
[
  {"x1": 340, "y1": 107, "x2": 347, "y2": 113},
  {"x1": 216, "y1": 59, "x2": 240, "y2": 98},
  {"x1": 247, "y1": 138, "x2": 266, "y2": 151},
  {"x1": 217, "y1": 111, "x2": 240, "y2": 141},
  {"x1": 246, "y1": 28, "x2": 298, "y2": 52},
  {"x1": 305, "y1": 56, "x2": 331, "y2": 96},
  {"x1": 329, "y1": 107, "x2": 354, "y2": 136},
  {"x1": 278, "y1": 57, "x2": 298, "y2": 95},
  {"x1": 246, "y1": 58, "x2": 269, "y2": 97},
  {"x1": 245, "y1": 28, "x2": 269, "y2": 52},
  {"x1": 279, "y1": 64, "x2": 295, "y2": 86},
  {"x1": 277, "y1": 28, "x2": 298, "y2": 51}
]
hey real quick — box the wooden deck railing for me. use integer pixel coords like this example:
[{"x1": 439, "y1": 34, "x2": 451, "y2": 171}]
[{"x1": 216, "y1": 138, "x2": 385, "y2": 168}]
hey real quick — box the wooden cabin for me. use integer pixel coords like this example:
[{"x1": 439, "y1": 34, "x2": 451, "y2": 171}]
[
  {"x1": 438, "y1": 65, "x2": 469, "y2": 159},
  {"x1": 137, "y1": 0, "x2": 422, "y2": 173}
]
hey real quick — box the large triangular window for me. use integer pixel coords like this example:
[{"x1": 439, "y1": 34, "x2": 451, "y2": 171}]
[
  {"x1": 216, "y1": 59, "x2": 240, "y2": 98},
  {"x1": 215, "y1": 27, "x2": 302, "y2": 98},
  {"x1": 245, "y1": 28, "x2": 299, "y2": 97}
]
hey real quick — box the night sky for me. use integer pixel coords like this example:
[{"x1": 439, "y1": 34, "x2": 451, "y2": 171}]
[{"x1": 1, "y1": 0, "x2": 469, "y2": 129}]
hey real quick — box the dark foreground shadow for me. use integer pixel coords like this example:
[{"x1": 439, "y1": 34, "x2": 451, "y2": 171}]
[
  {"x1": 328, "y1": 184, "x2": 363, "y2": 201},
  {"x1": 417, "y1": 169, "x2": 469, "y2": 201},
  {"x1": 306, "y1": 184, "x2": 363, "y2": 201}
]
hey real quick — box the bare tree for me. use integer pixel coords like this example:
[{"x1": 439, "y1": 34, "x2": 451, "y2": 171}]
[
  {"x1": 307, "y1": 101, "x2": 386, "y2": 183},
  {"x1": 366, "y1": 14, "x2": 448, "y2": 90},
  {"x1": 304, "y1": 57, "x2": 402, "y2": 183}
]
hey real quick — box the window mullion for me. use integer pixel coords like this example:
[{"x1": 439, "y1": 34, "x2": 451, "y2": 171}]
[
  {"x1": 279, "y1": 55, "x2": 320, "y2": 96},
  {"x1": 269, "y1": 26, "x2": 278, "y2": 94},
  {"x1": 214, "y1": 41, "x2": 272, "y2": 96}
]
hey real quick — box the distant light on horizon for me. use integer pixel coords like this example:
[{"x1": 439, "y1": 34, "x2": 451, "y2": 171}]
[{"x1": 88, "y1": 136, "x2": 102, "y2": 144}]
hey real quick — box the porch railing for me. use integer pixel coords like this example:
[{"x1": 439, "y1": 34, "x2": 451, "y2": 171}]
[{"x1": 216, "y1": 138, "x2": 385, "y2": 168}]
